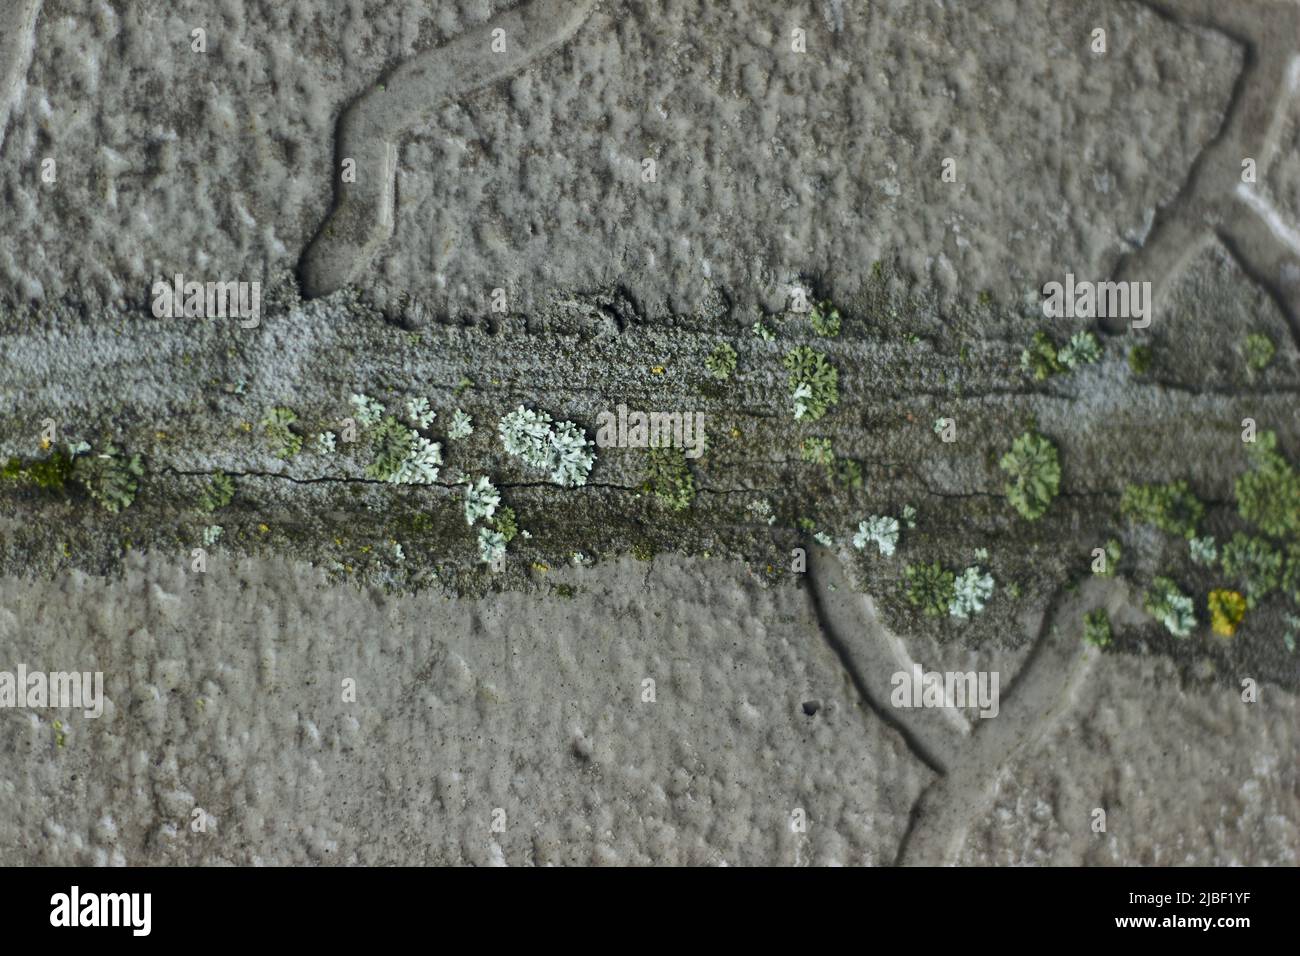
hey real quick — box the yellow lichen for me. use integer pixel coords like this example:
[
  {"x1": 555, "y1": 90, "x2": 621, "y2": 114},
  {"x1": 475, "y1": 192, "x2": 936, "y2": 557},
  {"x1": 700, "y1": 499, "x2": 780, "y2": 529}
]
[{"x1": 1208, "y1": 589, "x2": 1247, "y2": 637}]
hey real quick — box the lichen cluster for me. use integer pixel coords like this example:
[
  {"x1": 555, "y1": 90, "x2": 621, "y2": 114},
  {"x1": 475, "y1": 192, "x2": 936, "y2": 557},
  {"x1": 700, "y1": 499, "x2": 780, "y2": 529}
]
[
  {"x1": 903, "y1": 561, "x2": 955, "y2": 616},
  {"x1": 498, "y1": 405, "x2": 596, "y2": 488},
  {"x1": 808, "y1": 300, "x2": 841, "y2": 337},
  {"x1": 197, "y1": 473, "x2": 235, "y2": 513},
  {"x1": 783, "y1": 346, "x2": 839, "y2": 422},
  {"x1": 364, "y1": 412, "x2": 442, "y2": 484},
  {"x1": 999, "y1": 430, "x2": 1060, "y2": 521},
  {"x1": 1020, "y1": 330, "x2": 1101, "y2": 380},
  {"x1": 1121, "y1": 480, "x2": 1203, "y2": 539},
  {"x1": 260, "y1": 407, "x2": 303, "y2": 460},
  {"x1": 901, "y1": 557, "x2": 995, "y2": 621},
  {"x1": 853, "y1": 515, "x2": 899, "y2": 557},
  {"x1": 1083, "y1": 609, "x2": 1112, "y2": 648},
  {"x1": 644, "y1": 447, "x2": 695, "y2": 512},
  {"x1": 5, "y1": 442, "x2": 143, "y2": 514},
  {"x1": 1144, "y1": 577, "x2": 1196, "y2": 638},
  {"x1": 704, "y1": 342, "x2": 738, "y2": 380}
]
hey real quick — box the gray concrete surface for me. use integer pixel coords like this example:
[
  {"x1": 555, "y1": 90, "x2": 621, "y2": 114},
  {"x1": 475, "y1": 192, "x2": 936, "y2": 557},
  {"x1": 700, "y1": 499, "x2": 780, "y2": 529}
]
[{"x1": 2, "y1": 0, "x2": 1299, "y2": 865}]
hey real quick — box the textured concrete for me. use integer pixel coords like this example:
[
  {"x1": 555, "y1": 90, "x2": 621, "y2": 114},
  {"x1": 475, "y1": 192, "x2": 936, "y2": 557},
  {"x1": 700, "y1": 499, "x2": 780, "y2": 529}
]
[{"x1": 2, "y1": 0, "x2": 1299, "y2": 865}]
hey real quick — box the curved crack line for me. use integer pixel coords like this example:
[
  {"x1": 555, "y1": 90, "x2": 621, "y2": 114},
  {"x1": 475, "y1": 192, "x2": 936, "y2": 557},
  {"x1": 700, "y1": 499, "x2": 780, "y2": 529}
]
[
  {"x1": 804, "y1": 544, "x2": 1118, "y2": 866},
  {"x1": 299, "y1": 0, "x2": 598, "y2": 298},
  {"x1": 802, "y1": 568, "x2": 948, "y2": 777},
  {"x1": 1117, "y1": 0, "x2": 1300, "y2": 346}
]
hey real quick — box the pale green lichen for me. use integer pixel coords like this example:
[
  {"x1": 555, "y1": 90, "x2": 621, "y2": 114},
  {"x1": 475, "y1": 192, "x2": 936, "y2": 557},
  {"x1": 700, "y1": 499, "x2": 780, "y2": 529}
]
[
  {"x1": 747, "y1": 499, "x2": 776, "y2": 526},
  {"x1": 949, "y1": 565, "x2": 994, "y2": 620},
  {"x1": 1220, "y1": 533, "x2": 1283, "y2": 608},
  {"x1": 1243, "y1": 332, "x2": 1275, "y2": 371},
  {"x1": 1057, "y1": 331, "x2": 1102, "y2": 369},
  {"x1": 477, "y1": 527, "x2": 507, "y2": 565},
  {"x1": 349, "y1": 393, "x2": 385, "y2": 428},
  {"x1": 464, "y1": 476, "x2": 501, "y2": 526},
  {"x1": 405, "y1": 396, "x2": 436, "y2": 429},
  {"x1": 1189, "y1": 535, "x2": 1218, "y2": 566},
  {"x1": 853, "y1": 515, "x2": 899, "y2": 557},
  {"x1": 1144, "y1": 577, "x2": 1196, "y2": 638},
  {"x1": 1021, "y1": 328, "x2": 1102, "y2": 378},
  {"x1": 448, "y1": 409, "x2": 474, "y2": 440},
  {"x1": 366, "y1": 415, "x2": 441, "y2": 484},
  {"x1": 498, "y1": 406, "x2": 595, "y2": 488}
]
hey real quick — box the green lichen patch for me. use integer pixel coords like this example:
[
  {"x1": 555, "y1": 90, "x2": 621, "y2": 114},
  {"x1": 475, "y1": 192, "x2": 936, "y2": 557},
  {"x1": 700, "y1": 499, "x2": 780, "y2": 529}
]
[
  {"x1": 704, "y1": 342, "x2": 738, "y2": 380},
  {"x1": 73, "y1": 444, "x2": 143, "y2": 513},
  {"x1": 1021, "y1": 330, "x2": 1101, "y2": 380},
  {"x1": 366, "y1": 415, "x2": 413, "y2": 481},
  {"x1": 1144, "y1": 576, "x2": 1196, "y2": 638},
  {"x1": 1120, "y1": 480, "x2": 1204, "y2": 539},
  {"x1": 2, "y1": 449, "x2": 75, "y2": 491},
  {"x1": 1243, "y1": 332, "x2": 1275, "y2": 371},
  {"x1": 1083, "y1": 608, "x2": 1112, "y2": 648},
  {"x1": 197, "y1": 473, "x2": 236, "y2": 513},
  {"x1": 1220, "y1": 533, "x2": 1283, "y2": 608},
  {"x1": 1236, "y1": 431, "x2": 1300, "y2": 539},
  {"x1": 494, "y1": 505, "x2": 519, "y2": 543},
  {"x1": 999, "y1": 430, "x2": 1060, "y2": 521},
  {"x1": 1020, "y1": 330, "x2": 1065, "y2": 381},
  {"x1": 903, "y1": 561, "x2": 956, "y2": 617},
  {"x1": 1127, "y1": 344, "x2": 1152, "y2": 376},
  {"x1": 800, "y1": 437, "x2": 834, "y2": 466},
  {"x1": 829, "y1": 457, "x2": 864, "y2": 490},
  {"x1": 260, "y1": 406, "x2": 303, "y2": 459},
  {"x1": 644, "y1": 447, "x2": 695, "y2": 511},
  {"x1": 783, "y1": 346, "x2": 839, "y2": 422},
  {"x1": 809, "y1": 300, "x2": 841, "y2": 337}
]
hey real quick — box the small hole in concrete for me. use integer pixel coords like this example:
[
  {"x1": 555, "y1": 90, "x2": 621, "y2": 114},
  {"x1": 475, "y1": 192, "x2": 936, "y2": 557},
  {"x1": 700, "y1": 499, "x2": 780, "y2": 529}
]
[{"x1": 802, "y1": 700, "x2": 820, "y2": 716}]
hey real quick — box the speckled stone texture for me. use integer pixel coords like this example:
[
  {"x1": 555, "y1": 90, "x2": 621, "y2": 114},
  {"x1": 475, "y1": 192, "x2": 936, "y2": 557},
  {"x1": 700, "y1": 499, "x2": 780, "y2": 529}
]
[
  {"x1": 1, "y1": 0, "x2": 1237, "y2": 314},
  {"x1": 0, "y1": 554, "x2": 924, "y2": 865}
]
